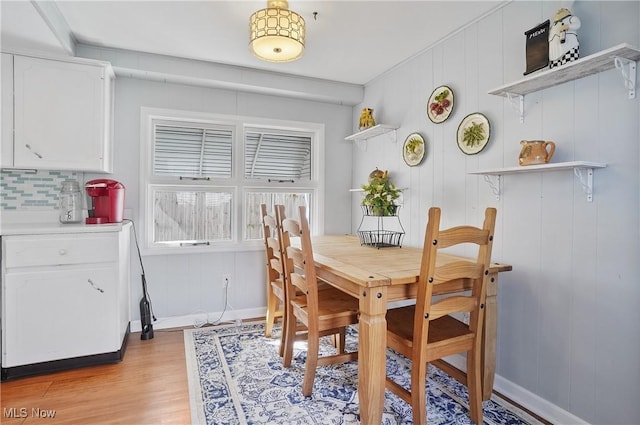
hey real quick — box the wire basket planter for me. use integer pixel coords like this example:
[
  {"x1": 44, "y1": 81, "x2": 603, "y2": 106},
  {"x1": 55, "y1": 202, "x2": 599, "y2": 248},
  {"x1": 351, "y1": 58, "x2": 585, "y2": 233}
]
[
  {"x1": 357, "y1": 205, "x2": 405, "y2": 248},
  {"x1": 357, "y1": 229, "x2": 405, "y2": 248}
]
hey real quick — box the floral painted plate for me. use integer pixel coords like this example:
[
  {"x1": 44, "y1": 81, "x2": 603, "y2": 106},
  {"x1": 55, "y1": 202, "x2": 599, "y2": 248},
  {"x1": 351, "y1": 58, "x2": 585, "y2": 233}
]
[
  {"x1": 456, "y1": 112, "x2": 490, "y2": 155},
  {"x1": 403, "y1": 132, "x2": 426, "y2": 166},
  {"x1": 427, "y1": 85, "x2": 454, "y2": 124}
]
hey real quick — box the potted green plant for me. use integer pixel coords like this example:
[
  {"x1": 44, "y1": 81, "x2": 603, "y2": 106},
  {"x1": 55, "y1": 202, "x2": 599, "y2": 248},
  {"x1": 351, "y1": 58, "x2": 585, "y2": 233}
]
[{"x1": 361, "y1": 169, "x2": 401, "y2": 216}]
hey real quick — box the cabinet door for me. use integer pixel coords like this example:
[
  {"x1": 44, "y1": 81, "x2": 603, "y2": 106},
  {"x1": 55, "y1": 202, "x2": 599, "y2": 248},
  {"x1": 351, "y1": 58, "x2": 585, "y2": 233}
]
[
  {"x1": 2, "y1": 266, "x2": 118, "y2": 367},
  {"x1": 1, "y1": 53, "x2": 13, "y2": 168},
  {"x1": 13, "y1": 56, "x2": 110, "y2": 172}
]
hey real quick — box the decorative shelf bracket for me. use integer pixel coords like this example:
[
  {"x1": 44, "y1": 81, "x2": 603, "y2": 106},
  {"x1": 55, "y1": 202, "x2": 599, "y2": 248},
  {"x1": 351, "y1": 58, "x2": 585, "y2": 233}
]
[
  {"x1": 614, "y1": 56, "x2": 637, "y2": 99},
  {"x1": 483, "y1": 175, "x2": 502, "y2": 200},
  {"x1": 574, "y1": 167, "x2": 595, "y2": 202},
  {"x1": 506, "y1": 93, "x2": 525, "y2": 123}
]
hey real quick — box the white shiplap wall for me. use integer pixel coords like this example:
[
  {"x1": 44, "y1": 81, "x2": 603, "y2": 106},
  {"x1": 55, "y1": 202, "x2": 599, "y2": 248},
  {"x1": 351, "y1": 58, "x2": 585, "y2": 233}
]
[{"x1": 351, "y1": 1, "x2": 639, "y2": 424}]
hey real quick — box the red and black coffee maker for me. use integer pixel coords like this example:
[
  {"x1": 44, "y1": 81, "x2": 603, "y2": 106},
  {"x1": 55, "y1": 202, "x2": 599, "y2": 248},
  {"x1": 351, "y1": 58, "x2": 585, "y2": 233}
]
[{"x1": 85, "y1": 179, "x2": 125, "y2": 224}]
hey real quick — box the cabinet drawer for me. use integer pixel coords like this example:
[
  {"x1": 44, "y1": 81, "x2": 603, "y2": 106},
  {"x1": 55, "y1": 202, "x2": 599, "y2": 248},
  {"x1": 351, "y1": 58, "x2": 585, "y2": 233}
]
[{"x1": 3, "y1": 234, "x2": 118, "y2": 268}]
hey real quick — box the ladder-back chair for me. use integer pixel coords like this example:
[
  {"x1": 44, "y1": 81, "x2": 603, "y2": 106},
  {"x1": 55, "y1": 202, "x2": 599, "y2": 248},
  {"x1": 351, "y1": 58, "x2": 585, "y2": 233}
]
[
  {"x1": 385, "y1": 207, "x2": 497, "y2": 424},
  {"x1": 278, "y1": 205, "x2": 359, "y2": 397},
  {"x1": 260, "y1": 204, "x2": 286, "y2": 355}
]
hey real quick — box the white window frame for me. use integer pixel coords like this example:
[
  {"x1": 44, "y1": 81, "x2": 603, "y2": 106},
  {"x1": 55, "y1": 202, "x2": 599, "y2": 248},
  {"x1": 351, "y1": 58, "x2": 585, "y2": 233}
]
[{"x1": 139, "y1": 107, "x2": 324, "y2": 255}]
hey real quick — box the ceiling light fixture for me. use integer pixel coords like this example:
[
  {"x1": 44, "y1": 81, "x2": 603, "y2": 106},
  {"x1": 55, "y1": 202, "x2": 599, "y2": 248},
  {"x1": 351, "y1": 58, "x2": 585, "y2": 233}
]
[{"x1": 249, "y1": 0, "x2": 305, "y2": 63}]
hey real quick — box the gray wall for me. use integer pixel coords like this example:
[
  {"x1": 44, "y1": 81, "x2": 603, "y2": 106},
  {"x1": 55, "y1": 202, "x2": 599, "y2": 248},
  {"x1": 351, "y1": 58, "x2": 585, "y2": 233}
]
[
  {"x1": 81, "y1": 71, "x2": 354, "y2": 327},
  {"x1": 350, "y1": 1, "x2": 639, "y2": 424}
]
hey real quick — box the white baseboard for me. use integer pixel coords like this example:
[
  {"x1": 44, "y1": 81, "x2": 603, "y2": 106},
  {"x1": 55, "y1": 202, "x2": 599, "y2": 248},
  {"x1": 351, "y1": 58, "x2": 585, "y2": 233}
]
[
  {"x1": 493, "y1": 374, "x2": 589, "y2": 425},
  {"x1": 447, "y1": 354, "x2": 589, "y2": 425},
  {"x1": 129, "y1": 307, "x2": 266, "y2": 333}
]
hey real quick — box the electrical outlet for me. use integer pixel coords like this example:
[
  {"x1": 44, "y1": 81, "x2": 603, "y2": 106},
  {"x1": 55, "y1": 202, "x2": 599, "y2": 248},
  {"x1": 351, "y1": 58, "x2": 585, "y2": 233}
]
[{"x1": 222, "y1": 273, "x2": 231, "y2": 288}]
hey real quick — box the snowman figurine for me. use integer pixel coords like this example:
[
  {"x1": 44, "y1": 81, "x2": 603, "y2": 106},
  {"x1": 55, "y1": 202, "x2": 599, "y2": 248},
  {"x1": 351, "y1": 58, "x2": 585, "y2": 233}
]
[{"x1": 548, "y1": 8, "x2": 581, "y2": 68}]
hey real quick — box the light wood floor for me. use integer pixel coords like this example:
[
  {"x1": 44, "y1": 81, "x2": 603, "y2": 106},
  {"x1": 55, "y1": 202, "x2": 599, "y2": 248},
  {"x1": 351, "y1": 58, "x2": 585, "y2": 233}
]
[
  {"x1": 1, "y1": 324, "x2": 550, "y2": 425},
  {"x1": 0, "y1": 328, "x2": 191, "y2": 425}
]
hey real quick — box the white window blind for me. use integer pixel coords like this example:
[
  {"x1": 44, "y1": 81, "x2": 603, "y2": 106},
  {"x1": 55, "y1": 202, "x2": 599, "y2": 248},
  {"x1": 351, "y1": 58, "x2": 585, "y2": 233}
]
[
  {"x1": 154, "y1": 124, "x2": 233, "y2": 178},
  {"x1": 244, "y1": 130, "x2": 311, "y2": 181}
]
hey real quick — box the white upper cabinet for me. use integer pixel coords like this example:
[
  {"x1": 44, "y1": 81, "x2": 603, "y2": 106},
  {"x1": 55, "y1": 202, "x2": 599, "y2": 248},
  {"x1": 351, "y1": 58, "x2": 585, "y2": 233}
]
[
  {"x1": 1, "y1": 53, "x2": 13, "y2": 169},
  {"x1": 3, "y1": 54, "x2": 114, "y2": 172}
]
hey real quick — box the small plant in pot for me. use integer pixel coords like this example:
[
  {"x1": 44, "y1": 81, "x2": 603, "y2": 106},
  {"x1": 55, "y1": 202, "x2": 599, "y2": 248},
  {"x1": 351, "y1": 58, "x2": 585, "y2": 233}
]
[{"x1": 361, "y1": 168, "x2": 401, "y2": 216}]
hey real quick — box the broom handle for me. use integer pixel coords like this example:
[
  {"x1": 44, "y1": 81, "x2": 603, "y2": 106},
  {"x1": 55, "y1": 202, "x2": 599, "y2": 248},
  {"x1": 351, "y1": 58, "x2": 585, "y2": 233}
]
[{"x1": 124, "y1": 219, "x2": 156, "y2": 321}]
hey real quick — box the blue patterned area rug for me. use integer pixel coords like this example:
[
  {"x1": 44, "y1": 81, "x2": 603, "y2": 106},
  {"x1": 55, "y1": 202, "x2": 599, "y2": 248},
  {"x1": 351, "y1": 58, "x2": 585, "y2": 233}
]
[{"x1": 184, "y1": 321, "x2": 540, "y2": 425}]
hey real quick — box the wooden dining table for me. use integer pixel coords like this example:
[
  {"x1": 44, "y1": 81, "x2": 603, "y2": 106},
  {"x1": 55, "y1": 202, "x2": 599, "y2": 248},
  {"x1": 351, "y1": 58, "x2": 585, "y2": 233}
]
[{"x1": 308, "y1": 234, "x2": 512, "y2": 425}]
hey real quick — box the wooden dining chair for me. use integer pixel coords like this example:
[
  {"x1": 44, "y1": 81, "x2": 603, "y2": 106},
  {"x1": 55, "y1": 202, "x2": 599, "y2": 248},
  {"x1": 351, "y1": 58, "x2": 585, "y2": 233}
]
[
  {"x1": 262, "y1": 203, "x2": 312, "y2": 358},
  {"x1": 260, "y1": 204, "x2": 286, "y2": 354},
  {"x1": 278, "y1": 205, "x2": 359, "y2": 397},
  {"x1": 385, "y1": 207, "x2": 497, "y2": 425}
]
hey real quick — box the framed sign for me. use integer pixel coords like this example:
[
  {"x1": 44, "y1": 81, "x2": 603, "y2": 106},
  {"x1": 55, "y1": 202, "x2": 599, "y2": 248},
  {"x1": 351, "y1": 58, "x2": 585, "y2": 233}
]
[{"x1": 524, "y1": 19, "x2": 550, "y2": 75}]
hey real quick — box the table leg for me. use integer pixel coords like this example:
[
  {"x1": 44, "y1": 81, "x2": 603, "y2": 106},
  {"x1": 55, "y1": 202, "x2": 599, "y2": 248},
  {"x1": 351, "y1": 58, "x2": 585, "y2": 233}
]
[
  {"x1": 482, "y1": 272, "x2": 498, "y2": 400},
  {"x1": 358, "y1": 286, "x2": 388, "y2": 425}
]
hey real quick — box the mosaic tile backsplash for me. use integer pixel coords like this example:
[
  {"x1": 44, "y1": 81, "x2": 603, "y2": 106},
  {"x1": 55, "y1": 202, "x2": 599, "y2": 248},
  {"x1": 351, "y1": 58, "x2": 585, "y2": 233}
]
[{"x1": 1, "y1": 170, "x2": 83, "y2": 210}]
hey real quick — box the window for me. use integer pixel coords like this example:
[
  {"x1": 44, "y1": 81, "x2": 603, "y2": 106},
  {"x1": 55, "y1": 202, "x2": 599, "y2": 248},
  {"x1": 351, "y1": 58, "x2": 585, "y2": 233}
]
[
  {"x1": 244, "y1": 191, "x2": 312, "y2": 240},
  {"x1": 140, "y1": 108, "x2": 323, "y2": 253},
  {"x1": 153, "y1": 189, "x2": 233, "y2": 245}
]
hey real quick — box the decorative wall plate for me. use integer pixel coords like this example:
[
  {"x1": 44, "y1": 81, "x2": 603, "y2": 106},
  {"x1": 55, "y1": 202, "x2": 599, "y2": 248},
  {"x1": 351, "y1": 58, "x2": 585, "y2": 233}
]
[
  {"x1": 427, "y1": 85, "x2": 454, "y2": 123},
  {"x1": 403, "y1": 133, "x2": 426, "y2": 166},
  {"x1": 457, "y1": 113, "x2": 490, "y2": 155}
]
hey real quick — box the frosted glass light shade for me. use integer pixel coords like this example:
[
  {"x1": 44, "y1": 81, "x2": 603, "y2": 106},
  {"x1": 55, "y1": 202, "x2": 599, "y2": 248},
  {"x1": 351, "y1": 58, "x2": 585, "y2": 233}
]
[{"x1": 249, "y1": 1, "x2": 305, "y2": 63}]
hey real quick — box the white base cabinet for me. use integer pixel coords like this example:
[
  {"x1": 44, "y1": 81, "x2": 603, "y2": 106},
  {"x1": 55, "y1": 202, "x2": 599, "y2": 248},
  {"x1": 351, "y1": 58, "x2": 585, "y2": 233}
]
[
  {"x1": 1, "y1": 224, "x2": 131, "y2": 380},
  {"x1": 4, "y1": 267, "x2": 117, "y2": 366}
]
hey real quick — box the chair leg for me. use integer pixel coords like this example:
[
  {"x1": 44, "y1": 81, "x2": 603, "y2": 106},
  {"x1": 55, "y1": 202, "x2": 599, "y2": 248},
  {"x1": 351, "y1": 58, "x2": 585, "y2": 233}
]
[
  {"x1": 282, "y1": 304, "x2": 297, "y2": 367},
  {"x1": 302, "y1": 334, "x2": 319, "y2": 397},
  {"x1": 466, "y1": 349, "x2": 483, "y2": 424},
  {"x1": 278, "y1": 305, "x2": 286, "y2": 357},
  {"x1": 337, "y1": 328, "x2": 346, "y2": 354},
  {"x1": 328, "y1": 329, "x2": 347, "y2": 353},
  {"x1": 265, "y1": 291, "x2": 277, "y2": 338},
  {"x1": 411, "y1": 360, "x2": 429, "y2": 425}
]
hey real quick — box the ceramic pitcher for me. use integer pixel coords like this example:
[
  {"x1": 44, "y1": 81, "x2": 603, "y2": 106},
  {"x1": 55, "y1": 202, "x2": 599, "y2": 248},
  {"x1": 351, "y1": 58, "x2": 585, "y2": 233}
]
[{"x1": 519, "y1": 140, "x2": 556, "y2": 166}]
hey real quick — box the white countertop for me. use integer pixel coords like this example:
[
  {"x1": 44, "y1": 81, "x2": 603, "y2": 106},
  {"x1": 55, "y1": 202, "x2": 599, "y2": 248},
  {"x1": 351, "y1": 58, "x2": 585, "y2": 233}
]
[
  {"x1": 1, "y1": 221, "x2": 126, "y2": 236},
  {"x1": 0, "y1": 210, "x2": 128, "y2": 235}
]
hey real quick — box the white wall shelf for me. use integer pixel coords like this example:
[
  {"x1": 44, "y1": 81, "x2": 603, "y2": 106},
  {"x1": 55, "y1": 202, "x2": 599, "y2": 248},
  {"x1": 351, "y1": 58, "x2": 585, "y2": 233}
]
[
  {"x1": 349, "y1": 187, "x2": 407, "y2": 192},
  {"x1": 345, "y1": 124, "x2": 397, "y2": 150},
  {"x1": 489, "y1": 43, "x2": 640, "y2": 122},
  {"x1": 469, "y1": 161, "x2": 607, "y2": 202}
]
